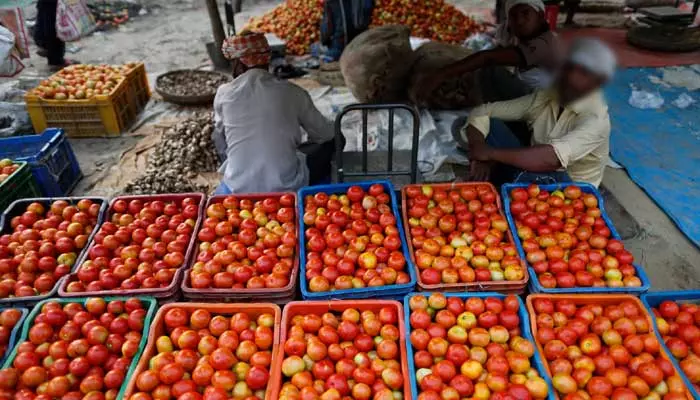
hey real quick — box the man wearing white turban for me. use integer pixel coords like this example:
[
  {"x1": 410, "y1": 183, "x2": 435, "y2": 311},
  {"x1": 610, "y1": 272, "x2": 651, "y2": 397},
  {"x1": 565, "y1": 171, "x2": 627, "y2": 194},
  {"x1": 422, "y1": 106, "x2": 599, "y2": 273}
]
[
  {"x1": 212, "y1": 33, "x2": 340, "y2": 194},
  {"x1": 460, "y1": 37, "x2": 616, "y2": 188}
]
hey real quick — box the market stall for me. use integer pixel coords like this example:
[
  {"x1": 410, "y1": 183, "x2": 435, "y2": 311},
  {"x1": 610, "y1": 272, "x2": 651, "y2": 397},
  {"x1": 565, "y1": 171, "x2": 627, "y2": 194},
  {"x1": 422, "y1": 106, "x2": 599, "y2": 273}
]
[
  {"x1": 0, "y1": 172, "x2": 697, "y2": 399},
  {"x1": 0, "y1": 1, "x2": 697, "y2": 399}
]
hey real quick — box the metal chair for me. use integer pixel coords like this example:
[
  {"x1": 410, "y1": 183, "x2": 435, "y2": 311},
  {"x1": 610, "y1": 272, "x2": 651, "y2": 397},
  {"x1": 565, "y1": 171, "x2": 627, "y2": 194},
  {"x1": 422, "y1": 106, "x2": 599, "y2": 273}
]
[{"x1": 334, "y1": 103, "x2": 421, "y2": 184}]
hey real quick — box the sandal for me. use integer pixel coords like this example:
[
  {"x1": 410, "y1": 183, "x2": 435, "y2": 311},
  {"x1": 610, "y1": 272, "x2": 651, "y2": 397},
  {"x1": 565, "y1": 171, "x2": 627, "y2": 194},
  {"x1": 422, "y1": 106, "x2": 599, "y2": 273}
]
[{"x1": 48, "y1": 59, "x2": 80, "y2": 72}]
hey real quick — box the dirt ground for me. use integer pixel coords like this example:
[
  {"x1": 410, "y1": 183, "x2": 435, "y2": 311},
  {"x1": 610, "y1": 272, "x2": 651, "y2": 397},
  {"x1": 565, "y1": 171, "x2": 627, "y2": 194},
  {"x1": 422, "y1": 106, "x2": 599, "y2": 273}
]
[
  {"x1": 14, "y1": 0, "x2": 700, "y2": 288},
  {"x1": 20, "y1": 0, "x2": 634, "y2": 77},
  {"x1": 17, "y1": 0, "x2": 636, "y2": 196}
]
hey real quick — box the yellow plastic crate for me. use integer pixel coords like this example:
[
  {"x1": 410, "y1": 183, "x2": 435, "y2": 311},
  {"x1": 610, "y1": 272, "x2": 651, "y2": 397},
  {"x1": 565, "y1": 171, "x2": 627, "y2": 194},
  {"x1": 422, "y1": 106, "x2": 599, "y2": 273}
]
[
  {"x1": 124, "y1": 63, "x2": 151, "y2": 118},
  {"x1": 26, "y1": 63, "x2": 151, "y2": 138}
]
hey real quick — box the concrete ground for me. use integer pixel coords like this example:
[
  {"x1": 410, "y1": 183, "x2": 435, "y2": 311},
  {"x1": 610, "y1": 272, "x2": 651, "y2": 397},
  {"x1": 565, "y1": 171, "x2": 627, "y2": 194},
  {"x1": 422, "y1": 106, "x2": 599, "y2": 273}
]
[
  {"x1": 601, "y1": 169, "x2": 700, "y2": 290},
  {"x1": 15, "y1": 0, "x2": 700, "y2": 289}
]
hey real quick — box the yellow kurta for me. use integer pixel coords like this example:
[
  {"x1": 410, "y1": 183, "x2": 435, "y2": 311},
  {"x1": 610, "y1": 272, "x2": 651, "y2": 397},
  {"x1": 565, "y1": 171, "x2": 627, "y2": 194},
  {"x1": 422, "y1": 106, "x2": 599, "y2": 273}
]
[{"x1": 466, "y1": 89, "x2": 611, "y2": 187}]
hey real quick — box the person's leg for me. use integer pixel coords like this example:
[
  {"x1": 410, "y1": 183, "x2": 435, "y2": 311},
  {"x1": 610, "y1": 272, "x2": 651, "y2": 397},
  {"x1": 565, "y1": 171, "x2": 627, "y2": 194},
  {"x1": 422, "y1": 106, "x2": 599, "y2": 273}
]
[
  {"x1": 452, "y1": 116, "x2": 522, "y2": 152},
  {"x1": 47, "y1": 38, "x2": 66, "y2": 67},
  {"x1": 33, "y1": 2, "x2": 49, "y2": 49},
  {"x1": 513, "y1": 170, "x2": 572, "y2": 184},
  {"x1": 483, "y1": 119, "x2": 524, "y2": 187},
  {"x1": 36, "y1": 0, "x2": 66, "y2": 67},
  {"x1": 301, "y1": 136, "x2": 345, "y2": 185},
  {"x1": 564, "y1": 0, "x2": 580, "y2": 25},
  {"x1": 485, "y1": 119, "x2": 523, "y2": 149}
]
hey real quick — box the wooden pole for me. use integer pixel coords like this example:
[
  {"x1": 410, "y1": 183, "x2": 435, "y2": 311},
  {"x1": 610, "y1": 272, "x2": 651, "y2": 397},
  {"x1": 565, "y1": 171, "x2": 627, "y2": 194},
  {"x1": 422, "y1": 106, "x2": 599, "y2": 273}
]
[{"x1": 205, "y1": 0, "x2": 227, "y2": 54}]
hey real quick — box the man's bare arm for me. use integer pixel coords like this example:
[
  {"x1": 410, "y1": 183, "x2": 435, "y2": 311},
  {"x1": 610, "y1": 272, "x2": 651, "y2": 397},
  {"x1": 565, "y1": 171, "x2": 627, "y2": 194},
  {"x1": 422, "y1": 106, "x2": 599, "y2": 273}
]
[{"x1": 489, "y1": 146, "x2": 562, "y2": 172}]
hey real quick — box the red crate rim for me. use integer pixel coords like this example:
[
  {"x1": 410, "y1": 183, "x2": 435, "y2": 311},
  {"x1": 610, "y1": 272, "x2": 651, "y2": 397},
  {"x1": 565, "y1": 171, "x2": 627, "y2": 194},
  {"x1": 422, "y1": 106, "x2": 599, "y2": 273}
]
[
  {"x1": 181, "y1": 192, "x2": 300, "y2": 296},
  {"x1": 57, "y1": 193, "x2": 206, "y2": 298},
  {"x1": 270, "y1": 300, "x2": 411, "y2": 398},
  {"x1": 400, "y1": 182, "x2": 529, "y2": 291},
  {"x1": 526, "y1": 294, "x2": 694, "y2": 400}
]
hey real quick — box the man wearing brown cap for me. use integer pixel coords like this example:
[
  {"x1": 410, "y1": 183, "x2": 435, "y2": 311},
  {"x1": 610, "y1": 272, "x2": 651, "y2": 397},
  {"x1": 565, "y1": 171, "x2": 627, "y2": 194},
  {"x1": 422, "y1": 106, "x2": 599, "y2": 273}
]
[{"x1": 213, "y1": 33, "x2": 340, "y2": 194}]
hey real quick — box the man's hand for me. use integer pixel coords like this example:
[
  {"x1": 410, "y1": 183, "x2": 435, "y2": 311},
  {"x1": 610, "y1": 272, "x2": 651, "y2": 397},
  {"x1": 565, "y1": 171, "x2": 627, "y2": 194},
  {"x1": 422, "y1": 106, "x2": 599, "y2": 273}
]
[
  {"x1": 411, "y1": 75, "x2": 444, "y2": 104},
  {"x1": 469, "y1": 160, "x2": 492, "y2": 181},
  {"x1": 464, "y1": 124, "x2": 494, "y2": 180},
  {"x1": 466, "y1": 126, "x2": 493, "y2": 162},
  {"x1": 468, "y1": 139, "x2": 493, "y2": 162}
]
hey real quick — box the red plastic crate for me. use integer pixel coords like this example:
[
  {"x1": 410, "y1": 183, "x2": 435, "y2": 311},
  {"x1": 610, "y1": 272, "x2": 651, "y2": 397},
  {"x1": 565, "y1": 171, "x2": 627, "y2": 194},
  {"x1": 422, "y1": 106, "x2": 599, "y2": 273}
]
[
  {"x1": 58, "y1": 193, "x2": 206, "y2": 300},
  {"x1": 180, "y1": 192, "x2": 299, "y2": 304},
  {"x1": 526, "y1": 294, "x2": 693, "y2": 400},
  {"x1": 401, "y1": 182, "x2": 528, "y2": 294},
  {"x1": 269, "y1": 300, "x2": 411, "y2": 399},
  {"x1": 120, "y1": 302, "x2": 282, "y2": 400}
]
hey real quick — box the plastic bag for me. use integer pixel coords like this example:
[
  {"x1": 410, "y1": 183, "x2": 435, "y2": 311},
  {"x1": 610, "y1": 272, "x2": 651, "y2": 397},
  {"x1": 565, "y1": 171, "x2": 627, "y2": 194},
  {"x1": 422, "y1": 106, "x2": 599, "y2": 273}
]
[
  {"x1": 628, "y1": 89, "x2": 664, "y2": 109},
  {"x1": 0, "y1": 25, "x2": 24, "y2": 77},
  {"x1": 56, "y1": 0, "x2": 97, "y2": 42},
  {"x1": 463, "y1": 32, "x2": 495, "y2": 52},
  {"x1": 0, "y1": 102, "x2": 31, "y2": 137},
  {"x1": 672, "y1": 93, "x2": 695, "y2": 109},
  {"x1": 0, "y1": 8, "x2": 29, "y2": 59},
  {"x1": 339, "y1": 25, "x2": 415, "y2": 103}
]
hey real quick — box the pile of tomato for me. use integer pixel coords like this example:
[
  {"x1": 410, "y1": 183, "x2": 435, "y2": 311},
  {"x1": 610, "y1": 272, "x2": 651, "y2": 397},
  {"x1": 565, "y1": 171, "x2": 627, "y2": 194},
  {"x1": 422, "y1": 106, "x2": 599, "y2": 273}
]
[
  {"x1": 407, "y1": 293, "x2": 550, "y2": 399},
  {"x1": 371, "y1": 0, "x2": 482, "y2": 43},
  {"x1": 246, "y1": 0, "x2": 483, "y2": 55},
  {"x1": 189, "y1": 194, "x2": 297, "y2": 291},
  {"x1": 279, "y1": 305, "x2": 405, "y2": 399},
  {"x1": 0, "y1": 159, "x2": 21, "y2": 183},
  {"x1": 302, "y1": 184, "x2": 410, "y2": 293},
  {"x1": 0, "y1": 308, "x2": 24, "y2": 359},
  {"x1": 507, "y1": 184, "x2": 643, "y2": 289},
  {"x1": 245, "y1": 0, "x2": 323, "y2": 55},
  {"x1": 0, "y1": 297, "x2": 148, "y2": 400},
  {"x1": 129, "y1": 306, "x2": 276, "y2": 400},
  {"x1": 531, "y1": 296, "x2": 688, "y2": 399},
  {"x1": 65, "y1": 196, "x2": 201, "y2": 293},
  {"x1": 405, "y1": 184, "x2": 525, "y2": 286},
  {"x1": 0, "y1": 199, "x2": 102, "y2": 298},
  {"x1": 652, "y1": 299, "x2": 700, "y2": 392}
]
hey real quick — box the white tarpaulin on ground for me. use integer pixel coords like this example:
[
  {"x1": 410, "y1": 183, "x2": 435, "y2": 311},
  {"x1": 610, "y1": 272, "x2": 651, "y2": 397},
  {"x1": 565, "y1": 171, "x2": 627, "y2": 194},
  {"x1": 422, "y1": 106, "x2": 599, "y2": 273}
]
[{"x1": 305, "y1": 84, "x2": 469, "y2": 179}]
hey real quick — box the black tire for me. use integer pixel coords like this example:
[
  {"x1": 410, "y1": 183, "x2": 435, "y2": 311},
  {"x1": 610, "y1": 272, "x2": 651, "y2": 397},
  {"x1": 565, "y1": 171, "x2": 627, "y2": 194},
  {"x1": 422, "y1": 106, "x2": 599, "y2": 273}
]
[{"x1": 627, "y1": 26, "x2": 700, "y2": 52}]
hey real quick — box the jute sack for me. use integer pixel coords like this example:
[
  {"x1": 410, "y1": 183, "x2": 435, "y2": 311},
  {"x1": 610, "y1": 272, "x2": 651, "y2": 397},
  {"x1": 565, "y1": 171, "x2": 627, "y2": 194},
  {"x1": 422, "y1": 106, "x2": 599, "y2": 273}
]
[
  {"x1": 340, "y1": 25, "x2": 415, "y2": 103},
  {"x1": 408, "y1": 42, "x2": 482, "y2": 110}
]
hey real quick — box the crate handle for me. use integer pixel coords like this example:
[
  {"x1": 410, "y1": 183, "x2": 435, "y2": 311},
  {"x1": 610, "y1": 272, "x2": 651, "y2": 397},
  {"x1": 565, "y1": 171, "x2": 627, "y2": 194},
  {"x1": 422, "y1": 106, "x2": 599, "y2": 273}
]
[
  {"x1": 37, "y1": 129, "x2": 64, "y2": 156},
  {"x1": 43, "y1": 145, "x2": 71, "y2": 180}
]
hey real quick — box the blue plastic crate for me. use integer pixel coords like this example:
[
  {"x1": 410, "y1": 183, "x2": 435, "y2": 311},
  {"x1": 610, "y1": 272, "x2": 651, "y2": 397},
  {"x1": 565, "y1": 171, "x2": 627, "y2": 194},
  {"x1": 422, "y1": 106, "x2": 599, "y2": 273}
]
[
  {"x1": 0, "y1": 307, "x2": 27, "y2": 366},
  {"x1": 501, "y1": 182, "x2": 651, "y2": 295},
  {"x1": 297, "y1": 180, "x2": 417, "y2": 300},
  {"x1": 642, "y1": 290, "x2": 700, "y2": 398},
  {"x1": 403, "y1": 292, "x2": 556, "y2": 400},
  {"x1": 0, "y1": 128, "x2": 82, "y2": 196}
]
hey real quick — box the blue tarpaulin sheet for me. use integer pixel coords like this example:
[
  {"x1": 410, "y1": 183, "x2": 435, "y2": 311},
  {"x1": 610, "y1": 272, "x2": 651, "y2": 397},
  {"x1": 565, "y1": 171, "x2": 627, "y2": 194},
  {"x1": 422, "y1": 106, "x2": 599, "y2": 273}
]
[{"x1": 604, "y1": 67, "x2": 700, "y2": 247}]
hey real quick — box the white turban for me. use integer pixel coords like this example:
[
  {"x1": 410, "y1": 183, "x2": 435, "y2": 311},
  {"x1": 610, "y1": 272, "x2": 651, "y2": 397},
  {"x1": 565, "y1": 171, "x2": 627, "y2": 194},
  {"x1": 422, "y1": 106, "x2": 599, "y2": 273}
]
[
  {"x1": 506, "y1": 0, "x2": 546, "y2": 14},
  {"x1": 567, "y1": 37, "x2": 617, "y2": 80}
]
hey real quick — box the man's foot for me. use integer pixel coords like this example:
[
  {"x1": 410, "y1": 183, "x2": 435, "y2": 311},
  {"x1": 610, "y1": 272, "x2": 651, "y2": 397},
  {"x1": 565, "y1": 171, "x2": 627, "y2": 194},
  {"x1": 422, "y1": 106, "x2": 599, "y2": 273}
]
[
  {"x1": 36, "y1": 47, "x2": 48, "y2": 58},
  {"x1": 48, "y1": 59, "x2": 80, "y2": 72}
]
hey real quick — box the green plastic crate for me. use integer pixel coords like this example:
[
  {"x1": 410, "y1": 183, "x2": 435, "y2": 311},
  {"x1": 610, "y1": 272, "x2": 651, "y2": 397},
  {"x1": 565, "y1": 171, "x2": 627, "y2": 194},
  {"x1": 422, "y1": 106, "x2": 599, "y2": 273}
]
[
  {"x1": 0, "y1": 161, "x2": 40, "y2": 214},
  {"x1": 1, "y1": 296, "x2": 157, "y2": 400}
]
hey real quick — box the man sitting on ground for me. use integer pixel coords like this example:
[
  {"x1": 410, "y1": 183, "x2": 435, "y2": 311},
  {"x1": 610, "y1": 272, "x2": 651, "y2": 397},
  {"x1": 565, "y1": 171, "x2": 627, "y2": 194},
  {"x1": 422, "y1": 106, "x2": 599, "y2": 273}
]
[
  {"x1": 461, "y1": 37, "x2": 616, "y2": 187},
  {"x1": 212, "y1": 33, "x2": 340, "y2": 194}
]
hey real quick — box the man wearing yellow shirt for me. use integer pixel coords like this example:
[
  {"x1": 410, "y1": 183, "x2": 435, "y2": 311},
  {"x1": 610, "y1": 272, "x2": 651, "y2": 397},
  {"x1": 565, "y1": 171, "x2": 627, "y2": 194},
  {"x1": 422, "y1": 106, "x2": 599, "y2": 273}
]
[{"x1": 462, "y1": 38, "x2": 616, "y2": 187}]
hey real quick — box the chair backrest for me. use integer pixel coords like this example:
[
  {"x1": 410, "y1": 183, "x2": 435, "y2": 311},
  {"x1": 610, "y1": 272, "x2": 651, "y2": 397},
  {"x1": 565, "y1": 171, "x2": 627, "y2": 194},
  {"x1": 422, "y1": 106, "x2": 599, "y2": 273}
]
[{"x1": 334, "y1": 103, "x2": 420, "y2": 184}]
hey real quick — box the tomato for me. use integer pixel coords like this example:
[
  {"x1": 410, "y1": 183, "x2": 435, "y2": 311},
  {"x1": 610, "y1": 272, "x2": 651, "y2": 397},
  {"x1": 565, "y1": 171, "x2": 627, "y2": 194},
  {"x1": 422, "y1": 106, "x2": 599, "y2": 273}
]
[{"x1": 245, "y1": 365, "x2": 269, "y2": 390}]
